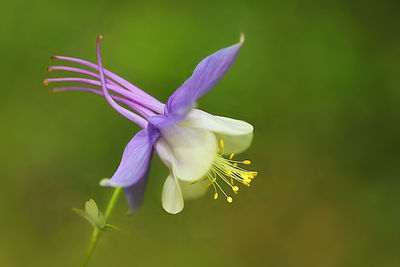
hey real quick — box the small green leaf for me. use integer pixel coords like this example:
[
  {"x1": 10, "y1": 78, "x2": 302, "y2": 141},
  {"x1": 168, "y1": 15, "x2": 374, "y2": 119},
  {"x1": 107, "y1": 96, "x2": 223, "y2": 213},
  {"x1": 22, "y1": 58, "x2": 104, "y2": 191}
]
[
  {"x1": 94, "y1": 212, "x2": 106, "y2": 229},
  {"x1": 73, "y1": 198, "x2": 119, "y2": 231},
  {"x1": 85, "y1": 199, "x2": 99, "y2": 221},
  {"x1": 104, "y1": 224, "x2": 120, "y2": 231},
  {"x1": 72, "y1": 208, "x2": 96, "y2": 228},
  {"x1": 74, "y1": 199, "x2": 108, "y2": 230}
]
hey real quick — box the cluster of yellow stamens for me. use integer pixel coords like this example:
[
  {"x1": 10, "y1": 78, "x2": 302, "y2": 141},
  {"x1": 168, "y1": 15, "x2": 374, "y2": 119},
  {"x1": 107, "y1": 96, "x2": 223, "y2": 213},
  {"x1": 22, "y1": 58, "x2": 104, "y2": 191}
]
[{"x1": 192, "y1": 140, "x2": 257, "y2": 204}]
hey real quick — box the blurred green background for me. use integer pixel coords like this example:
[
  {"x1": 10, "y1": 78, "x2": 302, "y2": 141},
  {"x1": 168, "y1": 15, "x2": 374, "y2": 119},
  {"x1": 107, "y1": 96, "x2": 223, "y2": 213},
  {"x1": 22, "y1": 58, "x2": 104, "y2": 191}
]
[{"x1": 1, "y1": 0, "x2": 399, "y2": 266}]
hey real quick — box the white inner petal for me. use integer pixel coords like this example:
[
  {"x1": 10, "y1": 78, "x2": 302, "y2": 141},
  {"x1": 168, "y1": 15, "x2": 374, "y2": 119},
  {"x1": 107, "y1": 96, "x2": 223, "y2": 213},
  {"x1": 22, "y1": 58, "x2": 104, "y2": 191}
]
[
  {"x1": 217, "y1": 132, "x2": 253, "y2": 154},
  {"x1": 179, "y1": 178, "x2": 209, "y2": 200},
  {"x1": 160, "y1": 124, "x2": 217, "y2": 182},
  {"x1": 162, "y1": 175, "x2": 184, "y2": 214},
  {"x1": 182, "y1": 109, "x2": 253, "y2": 136},
  {"x1": 155, "y1": 138, "x2": 173, "y2": 169}
]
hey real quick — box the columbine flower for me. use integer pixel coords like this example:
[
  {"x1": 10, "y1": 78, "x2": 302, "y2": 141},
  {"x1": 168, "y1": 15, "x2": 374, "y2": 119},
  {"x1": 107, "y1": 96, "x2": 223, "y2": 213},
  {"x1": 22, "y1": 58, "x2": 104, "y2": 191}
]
[{"x1": 45, "y1": 34, "x2": 256, "y2": 214}]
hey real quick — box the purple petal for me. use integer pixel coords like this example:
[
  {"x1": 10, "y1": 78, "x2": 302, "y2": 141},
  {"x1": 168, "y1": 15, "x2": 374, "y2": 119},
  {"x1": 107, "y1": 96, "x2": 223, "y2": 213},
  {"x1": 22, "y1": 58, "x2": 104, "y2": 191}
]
[
  {"x1": 48, "y1": 65, "x2": 119, "y2": 87},
  {"x1": 96, "y1": 37, "x2": 148, "y2": 128},
  {"x1": 148, "y1": 114, "x2": 181, "y2": 129},
  {"x1": 53, "y1": 86, "x2": 155, "y2": 118},
  {"x1": 46, "y1": 77, "x2": 157, "y2": 117},
  {"x1": 166, "y1": 36, "x2": 244, "y2": 119},
  {"x1": 51, "y1": 56, "x2": 165, "y2": 113},
  {"x1": 45, "y1": 76, "x2": 161, "y2": 114},
  {"x1": 102, "y1": 128, "x2": 160, "y2": 187},
  {"x1": 123, "y1": 159, "x2": 151, "y2": 211}
]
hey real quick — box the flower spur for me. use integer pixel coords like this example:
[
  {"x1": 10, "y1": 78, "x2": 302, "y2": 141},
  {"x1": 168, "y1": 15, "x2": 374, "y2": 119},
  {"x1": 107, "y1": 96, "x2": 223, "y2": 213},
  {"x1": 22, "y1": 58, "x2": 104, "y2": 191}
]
[{"x1": 45, "y1": 34, "x2": 257, "y2": 214}]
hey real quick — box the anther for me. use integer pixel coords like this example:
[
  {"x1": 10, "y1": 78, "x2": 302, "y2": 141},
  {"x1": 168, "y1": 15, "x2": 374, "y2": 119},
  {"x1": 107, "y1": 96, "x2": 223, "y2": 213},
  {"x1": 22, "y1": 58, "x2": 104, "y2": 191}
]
[
  {"x1": 97, "y1": 35, "x2": 104, "y2": 41},
  {"x1": 220, "y1": 140, "x2": 224, "y2": 149},
  {"x1": 47, "y1": 66, "x2": 53, "y2": 72},
  {"x1": 205, "y1": 153, "x2": 257, "y2": 204},
  {"x1": 43, "y1": 79, "x2": 49, "y2": 86}
]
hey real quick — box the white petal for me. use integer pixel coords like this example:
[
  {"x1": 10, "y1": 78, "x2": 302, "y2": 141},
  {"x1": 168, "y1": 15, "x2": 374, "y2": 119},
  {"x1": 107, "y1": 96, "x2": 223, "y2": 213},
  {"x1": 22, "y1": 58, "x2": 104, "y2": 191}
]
[
  {"x1": 216, "y1": 133, "x2": 253, "y2": 154},
  {"x1": 182, "y1": 109, "x2": 253, "y2": 136},
  {"x1": 155, "y1": 138, "x2": 173, "y2": 169},
  {"x1": 162, "y1": 175, "x2": 184, "y2": 214},
  {"x1": 160, "y1": 125, "x2": 217, "y2": 181},
  {"x1": 179, "y1": 178, "x2": 209, "y2": 200}
]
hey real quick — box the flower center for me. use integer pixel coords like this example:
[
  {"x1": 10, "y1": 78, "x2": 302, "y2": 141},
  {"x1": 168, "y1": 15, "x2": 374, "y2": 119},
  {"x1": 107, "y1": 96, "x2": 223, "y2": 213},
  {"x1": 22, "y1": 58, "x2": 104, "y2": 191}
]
[{"x1": 192, "y1": 140, "x2": 257, "y2": 203}]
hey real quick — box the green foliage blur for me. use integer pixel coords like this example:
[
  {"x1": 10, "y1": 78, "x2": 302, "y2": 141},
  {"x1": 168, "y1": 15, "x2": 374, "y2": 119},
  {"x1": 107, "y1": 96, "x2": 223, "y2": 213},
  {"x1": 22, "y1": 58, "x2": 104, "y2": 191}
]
[{"x1": 1, "y1": 0, "x2": 399, "y2": 266}]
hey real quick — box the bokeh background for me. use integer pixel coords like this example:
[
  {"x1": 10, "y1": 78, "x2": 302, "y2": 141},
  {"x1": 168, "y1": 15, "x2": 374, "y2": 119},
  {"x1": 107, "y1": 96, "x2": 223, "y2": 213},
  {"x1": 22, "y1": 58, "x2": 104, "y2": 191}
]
[{"x1": 1, "y1": 0, "x2": 399, "y2": 266}]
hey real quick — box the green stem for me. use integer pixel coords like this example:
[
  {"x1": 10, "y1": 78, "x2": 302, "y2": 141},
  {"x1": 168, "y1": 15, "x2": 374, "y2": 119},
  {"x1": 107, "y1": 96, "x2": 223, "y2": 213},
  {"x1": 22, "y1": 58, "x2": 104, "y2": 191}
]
[
  {"x1": 105, "y1": 187, "x2": 122, "y2": 220},
  {"x1": 81, "y1": 187, "x2": 122, "y2": 267},
  {"x1": 81, "y1": 228, "x2": 100, "y2": 267}
]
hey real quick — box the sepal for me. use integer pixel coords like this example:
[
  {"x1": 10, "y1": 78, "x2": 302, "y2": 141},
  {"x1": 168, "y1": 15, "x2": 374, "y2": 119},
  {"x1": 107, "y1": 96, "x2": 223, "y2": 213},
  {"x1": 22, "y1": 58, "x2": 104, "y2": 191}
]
[{"x1": 73, "y1": 199, "x2": 107, "y2": 230}]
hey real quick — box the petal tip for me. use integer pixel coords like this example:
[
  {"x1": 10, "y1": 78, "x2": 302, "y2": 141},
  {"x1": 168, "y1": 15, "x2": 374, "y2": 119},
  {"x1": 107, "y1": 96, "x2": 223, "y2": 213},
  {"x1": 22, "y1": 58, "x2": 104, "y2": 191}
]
[
  {"x1": 239, "y1": 32, "x2": 245, "y2": 43},
  {"x1": 99, "y1": 178, "x2": 114, "y2": 187},
  {"x1": 165, "y1": 209, "x2": 183, "y2": 215}
]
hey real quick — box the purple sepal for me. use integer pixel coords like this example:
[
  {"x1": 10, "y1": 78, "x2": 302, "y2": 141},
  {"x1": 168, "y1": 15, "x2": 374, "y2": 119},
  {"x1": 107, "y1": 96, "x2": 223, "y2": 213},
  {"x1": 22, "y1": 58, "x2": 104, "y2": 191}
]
[
  {"x1": 165, "y1": 41, "x2": 243, "y2": 122},
  {"x1": 123, "y1": 155, "x2": 152, "y2": 211},
  {"x1": 147, "y1": 114, "x2": 181, "y2": 129},
  {"x1": 102, "y1": 128, "x2": 160, "y2": 187}
]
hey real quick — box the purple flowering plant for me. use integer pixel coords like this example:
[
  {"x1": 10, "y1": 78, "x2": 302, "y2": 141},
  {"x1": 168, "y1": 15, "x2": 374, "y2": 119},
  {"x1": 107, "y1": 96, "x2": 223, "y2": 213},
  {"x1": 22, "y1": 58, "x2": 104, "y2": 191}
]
[{"x1": 45, "y1": 34, "x2": 257, "y2": 265}]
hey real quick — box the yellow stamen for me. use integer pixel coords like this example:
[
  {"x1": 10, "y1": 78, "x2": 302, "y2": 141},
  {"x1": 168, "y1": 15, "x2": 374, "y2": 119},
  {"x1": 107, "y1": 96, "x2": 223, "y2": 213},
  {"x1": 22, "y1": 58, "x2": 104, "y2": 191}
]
[
  {"x1": 220, "y1": 139, "x2": 225, "y2": 154},
  {"x1": 232, "y1": 186, "x2": 239, "y2": 193},
  {"x1": 198, "y1": 138, "x2": 257, "y2": 204},
  {"x1": 207, "y1": 177, "x2": 216, "y2": 187},
  {"x1": 190, "y1": 177, "x2": 204, "y2": 184}
]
